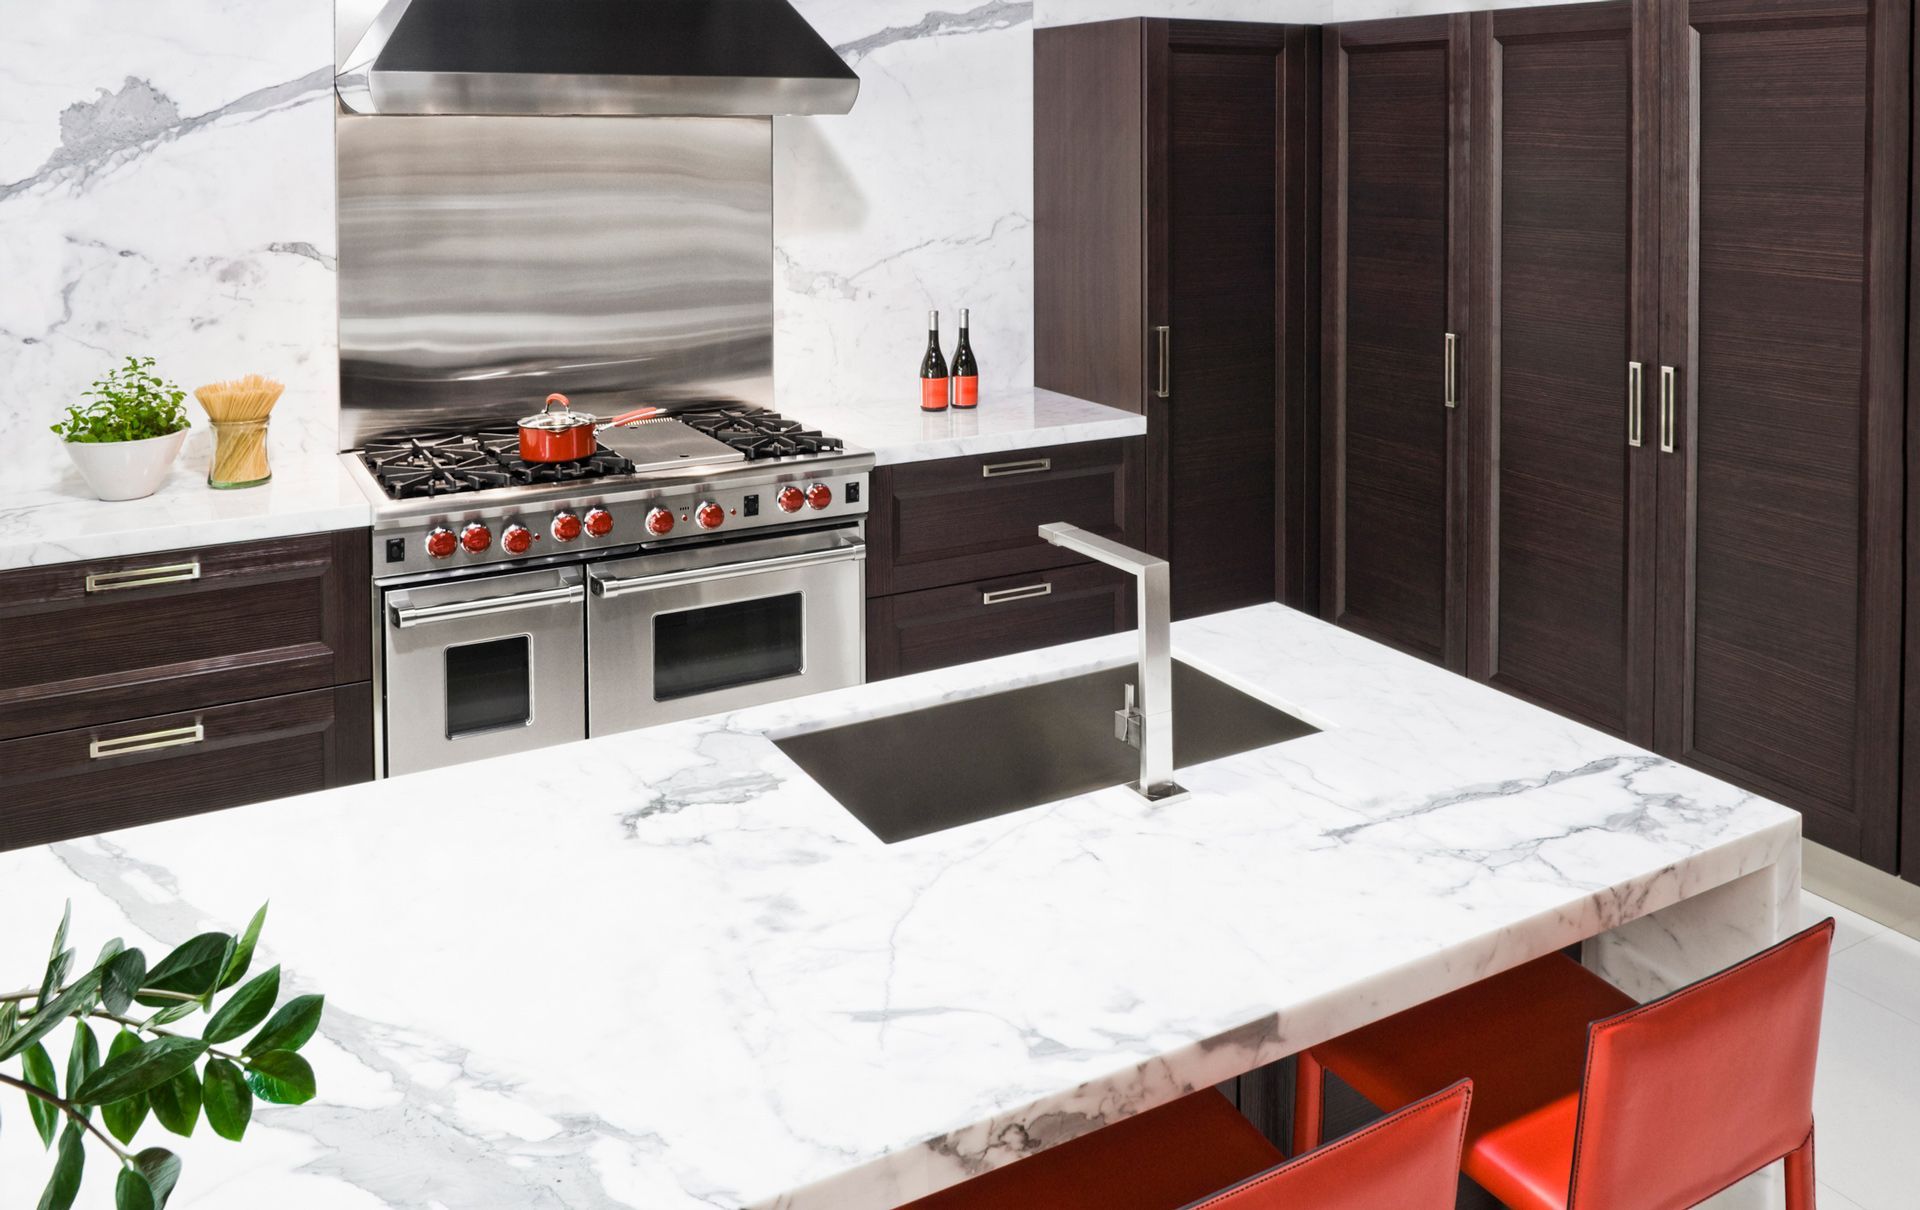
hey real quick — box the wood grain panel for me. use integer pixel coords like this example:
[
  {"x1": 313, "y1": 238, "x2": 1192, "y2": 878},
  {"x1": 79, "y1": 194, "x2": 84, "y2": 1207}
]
[{"x1": 867, "y1": 562, "x2": 1135, "y2": 681}]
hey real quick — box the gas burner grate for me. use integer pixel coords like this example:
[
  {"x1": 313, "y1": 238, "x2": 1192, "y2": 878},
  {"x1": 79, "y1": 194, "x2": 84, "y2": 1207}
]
[
  {"x1": 359, "y1": 430, "x2": 635, "y2": 499},
  {"x1": 677, "y1": 406, "x2": 846, "y2": 461}
]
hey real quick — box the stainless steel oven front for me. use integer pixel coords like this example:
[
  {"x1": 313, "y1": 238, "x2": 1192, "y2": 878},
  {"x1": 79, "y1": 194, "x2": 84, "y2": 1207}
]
[
  {"x1": 586, "y1": 527, "x2": 865, "y2": 735},
  {"x1": 382, "y1": 564, "x2": 587, "y2": 776}
]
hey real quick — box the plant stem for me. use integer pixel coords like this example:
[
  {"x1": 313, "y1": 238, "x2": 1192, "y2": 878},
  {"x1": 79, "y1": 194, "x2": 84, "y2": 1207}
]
[
  {"x1": 8, "y1": 984, "x2": 202, "y2": 1010},
  {"x1": 0, "y1": 1071, "x2": 135, "y2": 1164}
]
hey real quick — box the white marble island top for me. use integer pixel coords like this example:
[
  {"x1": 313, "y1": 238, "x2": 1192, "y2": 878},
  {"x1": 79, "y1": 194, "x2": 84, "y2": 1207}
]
[{"x1": 0, "y1": 605, "x2": 1799, "y2": 1209}]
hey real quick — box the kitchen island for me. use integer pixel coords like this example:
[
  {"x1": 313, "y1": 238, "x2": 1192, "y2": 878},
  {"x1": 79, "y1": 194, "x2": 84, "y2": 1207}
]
[{"x1": 0, "y1": 604, "x2": 1800, "y2": 1209}]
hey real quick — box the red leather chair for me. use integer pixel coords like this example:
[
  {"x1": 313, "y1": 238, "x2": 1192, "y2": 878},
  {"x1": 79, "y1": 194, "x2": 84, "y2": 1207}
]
[
  {"x1": 902, "y1": 1078, "x2": 1471, "y2": 1210},
  {"x1": 1293, "y1": 919, "x2": 1834, "y2": 1209}
]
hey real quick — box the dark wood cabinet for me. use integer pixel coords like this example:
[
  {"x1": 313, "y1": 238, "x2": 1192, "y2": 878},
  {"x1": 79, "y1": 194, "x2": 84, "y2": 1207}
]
[
  {"x1": 1035, "y1": 18, "x2": 1316, "y2": 619},
  {"x1": 1320, "y1": 15, "x2": 1470, "y2": 669}
]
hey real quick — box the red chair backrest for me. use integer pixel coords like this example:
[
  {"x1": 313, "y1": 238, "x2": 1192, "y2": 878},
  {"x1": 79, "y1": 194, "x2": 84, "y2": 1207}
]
[
  {"x1": 1184, "y1": 1080, "x2": 1471, "y2": 1210},
  {"x1": 1568, "y1": 919, "x2": 1834, "y2": 1210}
]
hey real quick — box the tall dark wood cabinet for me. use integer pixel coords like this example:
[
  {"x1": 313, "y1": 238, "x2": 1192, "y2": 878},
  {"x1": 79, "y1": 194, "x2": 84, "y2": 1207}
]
[
  {"x1": 1034, "y1": 18, "x2": 1316, "y2": 620},
  {"x1": 1320, "y1": 16, "x2": 1470, "y2": 670}
]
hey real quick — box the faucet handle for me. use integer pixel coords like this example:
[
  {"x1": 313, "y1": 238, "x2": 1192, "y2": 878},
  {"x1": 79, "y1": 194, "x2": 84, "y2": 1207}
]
[{"x1": 1115, "y1": 682, "x2": 1141, "y2": 746}]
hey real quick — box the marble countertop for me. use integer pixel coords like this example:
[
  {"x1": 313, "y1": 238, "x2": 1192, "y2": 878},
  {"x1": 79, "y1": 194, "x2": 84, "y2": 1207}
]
[
  {"x1": 0, "y1": 446, "x2": 370, "y2": 571},
  {"x1": 804, "y1": 386, "x2": 1145, "y2": 465},
  {"x1": 0, "y1": 604, "x2": 1798, "y2": 1209}
]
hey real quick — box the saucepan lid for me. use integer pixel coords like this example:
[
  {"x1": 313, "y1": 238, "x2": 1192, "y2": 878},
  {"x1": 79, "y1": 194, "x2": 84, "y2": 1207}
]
[{"x1": 518, "y1": 393, "x2": 595, "y2": 431}]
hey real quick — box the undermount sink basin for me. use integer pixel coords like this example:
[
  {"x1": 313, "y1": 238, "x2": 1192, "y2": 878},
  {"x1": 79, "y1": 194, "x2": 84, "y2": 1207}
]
[{"x1": 775, "y1": 660, "x2": 1319, "y2": 844}]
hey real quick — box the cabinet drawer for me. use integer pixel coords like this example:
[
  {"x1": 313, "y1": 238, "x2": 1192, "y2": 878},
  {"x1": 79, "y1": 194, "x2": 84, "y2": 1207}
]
[
  {"x1": 866, "y1": 438, "x2": 1146, "y2": 595},
  {"x1": 868, "y1": 562, "x2": 1135, "y2": 680},
  {"x1": 0, "y1": 530, "x2": 370, "y2": 741},
  {"x1": 0, "y1": 683, "x2": 374, "y2": 851}
]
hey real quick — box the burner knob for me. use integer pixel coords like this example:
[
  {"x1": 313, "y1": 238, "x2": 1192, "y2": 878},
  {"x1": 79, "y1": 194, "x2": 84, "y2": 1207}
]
[
  {"x1": 502, "y1": 524, "x2": 535, "y2": 555},
  {"x1": 646, "y1": 507, "x2": 675, "y2": 536},
  {"x1": 777, "y1": 485, "x2": 806, "y2": 513},
  {"x1": 460, "y1": 522, "x2": 492, "y2": 554},
  {"x1": 695, "y1": 501, "x2": 726, "y2": 530},
  {"x1": 425, "y1": 527, "x2": 458, "y2": 560},
  {"x1": 584, "y1": 508, "x2": 614, "y2": 538},
  {"x1": 805, "y1": 483, "x2": 833, "y2": 510},
  {"x1": 551, "y1": 511, "x2": 582, "y2": 543}
]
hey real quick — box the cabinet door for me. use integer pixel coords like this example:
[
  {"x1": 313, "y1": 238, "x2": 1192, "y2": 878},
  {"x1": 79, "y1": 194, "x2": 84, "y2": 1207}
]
[
  {"x1": 1467, "y1": 2, "x2": 1658, "y2": 742},
  {"x1": 1321, "y1": 16, "x2": 1470, "y2": 668},
  {"x1": 1658, "y1": 0, "x2": 1908, "y2": 867}
]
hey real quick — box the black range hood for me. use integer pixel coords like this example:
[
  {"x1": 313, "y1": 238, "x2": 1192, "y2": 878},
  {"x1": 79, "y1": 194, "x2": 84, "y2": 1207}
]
[{"x1": 336, "y1": 0, "x2": 860, "y2": 117}]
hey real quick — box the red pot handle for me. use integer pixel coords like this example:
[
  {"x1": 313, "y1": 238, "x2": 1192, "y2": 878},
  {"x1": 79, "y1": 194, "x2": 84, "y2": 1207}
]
[{"x1": 544, "y1": 393, "x2": 571, "y2": 413}]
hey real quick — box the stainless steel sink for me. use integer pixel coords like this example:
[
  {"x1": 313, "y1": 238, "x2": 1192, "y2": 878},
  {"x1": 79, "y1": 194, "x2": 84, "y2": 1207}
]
[{"x1": 775, "y1": 660, "x2": 1318, "y2": 843}]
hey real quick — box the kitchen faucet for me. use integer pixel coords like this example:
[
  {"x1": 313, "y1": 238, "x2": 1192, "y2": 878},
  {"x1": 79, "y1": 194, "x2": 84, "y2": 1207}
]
[{"x1": 1037, "y1": 523, "x2": 1188, "y2": 805}]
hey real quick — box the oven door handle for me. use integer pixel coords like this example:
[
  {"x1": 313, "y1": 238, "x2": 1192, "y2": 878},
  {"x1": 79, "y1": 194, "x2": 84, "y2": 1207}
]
[
  {"x1": 591, "y1": 539, "x2": 865, "y2": 599},
  {"x1": 390, "y1": 584, "x2": 585, "y2": 629}
]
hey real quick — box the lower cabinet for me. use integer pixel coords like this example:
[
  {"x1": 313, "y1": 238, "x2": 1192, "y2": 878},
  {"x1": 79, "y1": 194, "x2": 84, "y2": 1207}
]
[{"x1": 869, "y1": 563, "x2": 1135, "y2": 680}]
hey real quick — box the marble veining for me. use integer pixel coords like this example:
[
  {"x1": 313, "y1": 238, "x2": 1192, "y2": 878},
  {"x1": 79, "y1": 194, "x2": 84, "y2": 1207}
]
[
  {"x1": 0, "y1": 604, "x2": 1799, "y2": 1209},
  {"x1": 806, "y1": 386, "x2": 1144, "y2": 464}
]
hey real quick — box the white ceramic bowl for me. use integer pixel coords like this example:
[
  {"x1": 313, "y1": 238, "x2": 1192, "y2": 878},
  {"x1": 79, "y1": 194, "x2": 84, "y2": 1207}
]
[{"x1": 63, "y1": 427, "x2": 189, "y2": 501}]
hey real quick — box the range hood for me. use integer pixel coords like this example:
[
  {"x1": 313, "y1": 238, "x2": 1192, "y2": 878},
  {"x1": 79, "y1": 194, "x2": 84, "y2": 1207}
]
[{"x1": 336, "y1": 0, "x2": 859, "y2": 117}]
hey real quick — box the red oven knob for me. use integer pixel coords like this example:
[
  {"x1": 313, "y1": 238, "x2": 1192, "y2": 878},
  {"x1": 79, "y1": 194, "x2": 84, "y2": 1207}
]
[
  {"x1": 584, "y1": 508, "x2": 614, "y2": 538},
  {"x1": 502, "y1": 524, "x2": 535, "y2": 555},
  {"x1": 425, "y1": 527, "x2": 458, "y2": 560},
  {"x1": 805, "y1": 483, "x2": 833, "y2": 510},
  {"x1": 460, "y1": 523, "x2": 492, "y2": 554},
  {"x1": 695, "y1": 501, "x2": 726, "y2": 530},
  {"x1": 646, "y1": 507, "x2": 675, "y2": 536},
  {"x1": 777, "y1": 485, "x2": 806, "y2": 513},
  {"x1": 551, "y1": 511, "x2": 582, "y2": 542}
]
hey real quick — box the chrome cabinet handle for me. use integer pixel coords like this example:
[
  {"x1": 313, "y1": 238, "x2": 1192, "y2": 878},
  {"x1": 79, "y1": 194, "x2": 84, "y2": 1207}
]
[
  {"x1": 1154, "y1": 325, "x2": 1171, "y2": 399},
  {"x1": 981, "y1": 582, "x2": 1054, "y2": 606},
  {"x1": 1627, "y1": 361, "x2": 1644, "y2": 448},
  {"x1": 591, "y1": 540, "x2": 864, "y2": 599},
  {"x1": 85, "y1": 561, "x2": 201, "y2": 594},
  {"x1": 391, "y1": 584, "x2": 584, "y2": 628},
  {"x1": 90, "y1": 723, "x2": 203, "y2": 760},
  {"x1": 981, "y1": 458, "x2": 1051, "y2": 478},
  {"x1": 1659, "y1": 365, "x2": 1677, "y2": 453},
  {"x1": 1444, "y1": 332, "x2": 1459, "y2": 409}
]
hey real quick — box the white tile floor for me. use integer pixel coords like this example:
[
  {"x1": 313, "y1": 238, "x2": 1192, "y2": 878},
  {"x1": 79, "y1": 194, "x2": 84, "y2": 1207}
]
[{"x1": 1805, "y1": 891, "x2": 1920, "y2": 1209}]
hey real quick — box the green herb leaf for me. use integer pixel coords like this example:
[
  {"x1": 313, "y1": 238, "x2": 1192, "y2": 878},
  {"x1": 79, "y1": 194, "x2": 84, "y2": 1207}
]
[
  {"x1": 71, "y1": 1036, "x2": 207, "y2": 1106},
  {"x1": 131, "y1": 1148, "x2": 181, "y2": 1210},
  {"x1": 201, "y1": 1058, "x2": 252, "y2": 1142},
  {"x1": 101, "y1": 1030, "x2": 151, "y2": 1144},
  {"x1": 245, "y1": 1050, "x2": 316, "y2": 1105},
  {"x1": 137, "y1": 934, "x2": 234, "y2": 1008},
  {"x1": 37, "y1": 1123, "x2": 84, "y2": 1210},
  {"x1": 65, "y1": 1022, "x2": 99, "y2": 1120},
  {"x1": 218, "y1": 904, "x2": 267, "y2": 992},
  {"x1": 204, "y1": 966, "x2": 278, "y2": 1045},
  {"x1": 52, "y1": 357, "x2": 190, "y2": 445},
  {"x1": 243, "y1": 994, "x2": 323, "y2": 1057},
  {"x1": 147, "y1": 1065, "x2": 200, "y2": 1139},
  {"x1": 102, "y1": 949, "x2": 148, "y2": 1017},
  {"x1": 22, "y1": 1042, "x2": 59, "y2": 1148},
  {"x1": 0, "y1": 970, "x2": 103, "y2": 1061}
]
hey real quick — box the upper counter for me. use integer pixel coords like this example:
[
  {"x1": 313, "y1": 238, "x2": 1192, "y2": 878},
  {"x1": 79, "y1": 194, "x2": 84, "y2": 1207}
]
[
  {"x1": 0, "y1": 604, "x2": 1798, "y2": 1209},
  {"x1": 807, "y1": 386, "x2": 1145, "y2": 465}
]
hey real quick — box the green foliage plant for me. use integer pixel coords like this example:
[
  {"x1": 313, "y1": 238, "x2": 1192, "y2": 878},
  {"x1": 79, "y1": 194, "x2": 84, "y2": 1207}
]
[{"x1": 50, "y1": 357, "x2": 190, "y2": 444}]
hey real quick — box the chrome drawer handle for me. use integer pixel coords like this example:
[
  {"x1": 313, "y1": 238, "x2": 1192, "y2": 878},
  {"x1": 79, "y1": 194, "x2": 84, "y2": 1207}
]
[
  {"x1": 392, "y1": 584, "x2": 584, "y2": 628},
  {"x1": 90, "y1": 723, "x2": 204, "y2": 760},
  {"x1": 981, "y1": 458, "x2": 1052, "y2": 478},
  {"x1": 85, "y1": 561, "x2": 201, "y2": 594},
  {"x1": 981, "y1": 582, "x2": 1054, "y2": 606}
]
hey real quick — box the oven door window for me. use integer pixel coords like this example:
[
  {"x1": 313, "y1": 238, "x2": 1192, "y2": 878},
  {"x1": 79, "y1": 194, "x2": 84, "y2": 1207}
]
[
  {"x1": 445, "y1": 635, "x2": 533, "y2": 738},
  {"x1": 654, "y1": 593, "x2": 804, "y2": 702}
]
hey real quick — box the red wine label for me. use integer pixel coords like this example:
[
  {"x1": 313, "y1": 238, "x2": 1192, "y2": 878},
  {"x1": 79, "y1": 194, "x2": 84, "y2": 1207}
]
[
  {"x1": 953, "y1": 376, "x2": 979, "y2": 409},
  {"x1": 921, "y1": 377, "x2": 950, "y2": 411}
]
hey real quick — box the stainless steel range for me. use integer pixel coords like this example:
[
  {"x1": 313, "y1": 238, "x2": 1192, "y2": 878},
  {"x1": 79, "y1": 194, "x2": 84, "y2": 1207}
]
[{"x1": 345, "y1": 408, "x2": 871, "y2": 776}]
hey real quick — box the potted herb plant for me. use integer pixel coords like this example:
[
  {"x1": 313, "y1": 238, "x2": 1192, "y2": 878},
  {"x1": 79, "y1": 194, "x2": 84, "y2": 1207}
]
[{"x1": 51, "y1": 357, "x2": 192, "y2": 501}]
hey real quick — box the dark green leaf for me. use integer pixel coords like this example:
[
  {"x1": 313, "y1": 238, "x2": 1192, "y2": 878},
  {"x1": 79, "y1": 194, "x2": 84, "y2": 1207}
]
[
  {"x1": 37, "y1": 1123, "x2": 83, "y2": 1210},
  {"x1": 136, "y1": 934, "x2": 234, "y2": 1008},
  {"x1": 101, "y1": 1030, "x2": 150, "y2": 1144},
  {"x1": 203, "y1": 966, "x2": 278, "y2": 1045},
  {"x1": 22, "y1": 1042, "x2": 59, "y2": 1148},
  {"x1": 65, "y1": 1022, "x2": 98, "y2": 1120},
  {"x1": 245, "y1": 1050, "x2": 315, "y2": 1105},
  {"x1": 146, "y1": 1066, "x2": 200, "y2": 1139},
  {"x1": 39, "y1": 949, "x2": 73, "y2": 1010},
  {"x1": 132, "y1": 1148, "x2": 181, "y2": 1210},
  {"x1": 0, "y1": 970, "x2": 99, "y2": 1061},
  {"x1": 71, "y1": 1036, "x2": 207, "y2": 1106},
  {"x1": 102, "y1": 949, "x2": 148, "y2": 1017},
  {"x1": 201, "y1": 1058, "x2": 251, "y2": 1142},
  {"x1": 147, "y1": 1002, "x2": 198, "y2": 1027},
  {"x1": 244, "y1": 994, "x2": 323, "y2": 1057},
  {"x1": 114, "y1": 1166, "x2": 155, "y2": 1210},
  {"x1": 217, "y1": 904, "x2": 267, "y2": 992},
  {"x1": 0, "y1": 1000, "x2": 18, "y2": 1053},
  {"x1": 95, "y1": 937, "x2": 125, "y2": 969}
]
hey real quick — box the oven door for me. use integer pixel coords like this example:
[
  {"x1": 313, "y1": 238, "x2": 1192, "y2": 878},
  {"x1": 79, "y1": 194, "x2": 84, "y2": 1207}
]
[
  {"x1": 382, "y1": 564, "x2": 586, "y2": 776},
  {"x1": 586, "y1": 529, "x2": 865, "y2": 736}
]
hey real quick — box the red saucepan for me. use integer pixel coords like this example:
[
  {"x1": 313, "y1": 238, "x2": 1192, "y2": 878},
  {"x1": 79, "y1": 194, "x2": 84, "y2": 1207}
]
[{"x1": 517, "y1": 393, "x2": 662, "y2": 462}]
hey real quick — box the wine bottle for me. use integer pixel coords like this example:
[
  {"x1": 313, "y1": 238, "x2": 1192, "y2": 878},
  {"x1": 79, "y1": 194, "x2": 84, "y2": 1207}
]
[
  {"x1": 952, "y1": 308, "x2": 979, "y2": 409},
  {"x1": 919, "y1": 310, "x2": 949, "y2": 412}
]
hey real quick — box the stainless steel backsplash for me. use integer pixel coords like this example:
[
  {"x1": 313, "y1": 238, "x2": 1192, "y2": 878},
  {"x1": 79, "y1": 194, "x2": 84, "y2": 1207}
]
[{"x1": 336, "y1": 112, "x2": 774, "y2": 447}]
